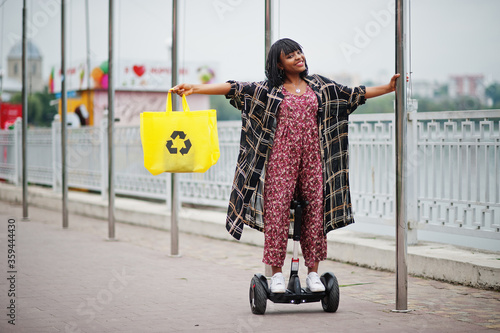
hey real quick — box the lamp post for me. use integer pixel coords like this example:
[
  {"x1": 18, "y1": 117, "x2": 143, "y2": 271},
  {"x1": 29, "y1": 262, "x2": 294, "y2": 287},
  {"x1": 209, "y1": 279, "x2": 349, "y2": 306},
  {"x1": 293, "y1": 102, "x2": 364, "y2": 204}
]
[
  {"x1": 21, "y1": 0, "x2": 29, "y2": 220},
  {"x1": 61, "y1": 0, "x2": 68, "y2": 228},
  {"x1": 170, "y1": 0, "x2": 180, "y2": 257},
  {"x1": 108, "y1": 0, "x2": 116, "y2": 240},
  {"x1": 394, "y1": 0, "x2": 409, "y2": 312}
]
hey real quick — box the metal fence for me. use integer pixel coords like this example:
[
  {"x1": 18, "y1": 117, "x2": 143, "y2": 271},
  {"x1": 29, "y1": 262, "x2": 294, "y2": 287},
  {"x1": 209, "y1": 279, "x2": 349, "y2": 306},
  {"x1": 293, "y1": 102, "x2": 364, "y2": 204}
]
[{"x1": 1, "y1": 109, "x2": 499, "y2": 251}]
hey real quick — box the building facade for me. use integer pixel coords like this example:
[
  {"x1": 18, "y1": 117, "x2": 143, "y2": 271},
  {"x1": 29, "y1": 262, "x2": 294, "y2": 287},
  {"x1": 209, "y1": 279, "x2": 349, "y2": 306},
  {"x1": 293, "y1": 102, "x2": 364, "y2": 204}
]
[{"x1": 6, "y1": 40, "x2": 44, "y2": 93}]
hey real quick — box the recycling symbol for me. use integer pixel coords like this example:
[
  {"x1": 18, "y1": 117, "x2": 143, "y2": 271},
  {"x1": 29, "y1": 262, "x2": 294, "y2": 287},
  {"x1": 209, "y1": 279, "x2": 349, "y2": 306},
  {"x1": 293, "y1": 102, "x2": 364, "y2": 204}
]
[{"x1": 166, "y1": 131, "x2": 192, "y2": 155}]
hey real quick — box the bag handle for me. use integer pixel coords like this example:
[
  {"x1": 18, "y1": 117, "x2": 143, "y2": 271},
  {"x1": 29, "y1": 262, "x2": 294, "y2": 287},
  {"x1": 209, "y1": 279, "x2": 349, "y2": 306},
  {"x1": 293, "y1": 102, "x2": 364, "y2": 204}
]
[{"x1": 166, "y1": 91, "x2": 190, "y2": 113}]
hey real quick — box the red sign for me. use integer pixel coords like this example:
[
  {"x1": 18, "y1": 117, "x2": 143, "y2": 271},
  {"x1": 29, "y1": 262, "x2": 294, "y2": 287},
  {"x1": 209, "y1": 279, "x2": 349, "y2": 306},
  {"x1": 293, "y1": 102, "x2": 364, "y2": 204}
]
[{"x1": 0, "y1": 103, "x2": 23, "y2": 129}]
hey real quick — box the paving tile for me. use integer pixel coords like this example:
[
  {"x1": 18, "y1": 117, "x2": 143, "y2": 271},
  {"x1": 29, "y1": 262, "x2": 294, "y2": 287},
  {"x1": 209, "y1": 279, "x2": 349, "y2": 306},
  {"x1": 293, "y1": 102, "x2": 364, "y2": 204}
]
[{"x1": 0, "y1": 201, "x2": 498, "y2": 333}]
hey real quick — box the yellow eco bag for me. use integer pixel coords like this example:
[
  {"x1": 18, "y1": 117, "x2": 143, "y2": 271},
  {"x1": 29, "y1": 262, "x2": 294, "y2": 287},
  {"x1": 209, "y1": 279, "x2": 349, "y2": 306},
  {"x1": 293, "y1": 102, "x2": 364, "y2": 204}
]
[{"x1": 140, "y1": 92, "x2": 220, "y2": 175}]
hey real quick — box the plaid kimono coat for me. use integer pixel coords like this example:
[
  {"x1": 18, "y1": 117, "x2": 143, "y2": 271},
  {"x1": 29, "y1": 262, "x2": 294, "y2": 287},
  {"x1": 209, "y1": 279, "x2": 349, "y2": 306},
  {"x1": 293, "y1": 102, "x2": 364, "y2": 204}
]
[{"x1": 225, "y1": 74, "x2": 366, "y2": 240}]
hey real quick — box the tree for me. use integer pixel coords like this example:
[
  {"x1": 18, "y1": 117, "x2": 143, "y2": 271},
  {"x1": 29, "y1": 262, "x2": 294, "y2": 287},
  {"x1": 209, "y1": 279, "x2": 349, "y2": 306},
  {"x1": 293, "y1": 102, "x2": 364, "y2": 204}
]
[
  {"x1": 9, "y1": 87, "x2": 57, "y2": 127},
  {"x1": 356, "y1": 94, "x2": 394, "y2": 114},
  {"x1": 486, "y1": 83, "x2": 500, "y2": 107},
  {"x1": 210, "y1": 95, "x2": 240, "y2": 121}
]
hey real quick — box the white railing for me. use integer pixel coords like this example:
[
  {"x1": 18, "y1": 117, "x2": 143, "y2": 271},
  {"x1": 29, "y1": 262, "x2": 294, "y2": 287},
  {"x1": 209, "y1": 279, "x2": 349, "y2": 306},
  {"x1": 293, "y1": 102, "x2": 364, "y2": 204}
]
[
  {"x1": 349, "y1": 113, "x2": 395, "y2": 223},
  {"x1": 179, "y1": 121, "x2": 239, "y2": 207},
  {"x1": 413, "y1": 111, "x2": 500, "y2": 238},
  {"x1": 0, "y1": 123, "x2": 19, "y2": 184},
  {"x1": 348, "y1": 109, "x2": 500, "y2": 251},
  {"x1": 1, "y1": 109, "x2": 499, "y2": 251}
]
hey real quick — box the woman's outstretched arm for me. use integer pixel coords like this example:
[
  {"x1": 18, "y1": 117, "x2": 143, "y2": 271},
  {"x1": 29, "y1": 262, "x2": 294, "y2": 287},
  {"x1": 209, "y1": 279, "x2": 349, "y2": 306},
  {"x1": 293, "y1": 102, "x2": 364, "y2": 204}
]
[
  {"x1": 170, "y1": 83, "x2": 231, "y2": 96},
  {"x1": 365, "y1": 74, "x2": 400, "y2": 99}
]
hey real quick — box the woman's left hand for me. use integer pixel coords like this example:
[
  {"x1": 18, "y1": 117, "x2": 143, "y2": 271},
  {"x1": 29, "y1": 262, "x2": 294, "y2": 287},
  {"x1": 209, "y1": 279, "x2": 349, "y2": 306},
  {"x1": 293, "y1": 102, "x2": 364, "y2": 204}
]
[
  {"x1": 365, "y1": 73, "x2": 401, "y2": 99},
  {"x1": 389, "y1": 73, "x2": 401, "y2": 92}
]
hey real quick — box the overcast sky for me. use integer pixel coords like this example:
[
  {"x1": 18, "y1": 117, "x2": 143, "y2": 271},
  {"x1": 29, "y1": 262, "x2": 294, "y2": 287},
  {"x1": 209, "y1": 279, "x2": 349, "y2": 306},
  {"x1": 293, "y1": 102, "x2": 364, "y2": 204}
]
[{"x1": 1, "y1": 0, "x2": 500, "y2": 87}]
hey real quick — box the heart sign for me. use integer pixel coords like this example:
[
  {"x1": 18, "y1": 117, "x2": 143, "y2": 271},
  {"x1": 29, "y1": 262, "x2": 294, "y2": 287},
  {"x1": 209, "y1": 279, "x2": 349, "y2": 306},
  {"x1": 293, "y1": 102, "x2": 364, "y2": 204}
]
[{"x1": 133, "y1": 65, "x2": 146, "y2": 77}]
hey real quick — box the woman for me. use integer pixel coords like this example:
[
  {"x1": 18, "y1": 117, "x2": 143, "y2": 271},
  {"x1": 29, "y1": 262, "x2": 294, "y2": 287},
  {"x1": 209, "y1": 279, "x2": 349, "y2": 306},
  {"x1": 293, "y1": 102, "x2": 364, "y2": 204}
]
[{"x1": 171, "y1": 38, "x2": 399, "y2": 293}]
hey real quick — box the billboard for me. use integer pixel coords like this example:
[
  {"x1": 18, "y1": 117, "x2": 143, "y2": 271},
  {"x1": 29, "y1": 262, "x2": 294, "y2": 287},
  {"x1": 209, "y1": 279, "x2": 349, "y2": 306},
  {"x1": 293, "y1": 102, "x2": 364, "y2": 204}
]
[
  {"x1": 0, "y1": 103, "x2": 23, "y2": 129},
  {"x1": 49, "y1": 59, "x2": 217, "y2": 93}
]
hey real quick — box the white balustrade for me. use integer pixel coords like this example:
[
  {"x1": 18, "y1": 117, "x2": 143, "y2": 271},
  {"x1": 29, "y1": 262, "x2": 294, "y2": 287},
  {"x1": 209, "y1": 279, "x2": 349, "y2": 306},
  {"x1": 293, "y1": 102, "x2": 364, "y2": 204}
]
[
  {"x1": 414, "y1": 111, "x2": 500, "y2": 239},
  {"x1": 0, "y1": 118, "x2": 19, "y2": 184}
]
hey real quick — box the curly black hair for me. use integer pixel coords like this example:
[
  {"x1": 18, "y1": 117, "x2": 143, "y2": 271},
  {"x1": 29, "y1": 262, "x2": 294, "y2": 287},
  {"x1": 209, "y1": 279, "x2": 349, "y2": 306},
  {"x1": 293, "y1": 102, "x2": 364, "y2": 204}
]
[{"x1": 265, "y1": 38, "x2": 309, "y2": 88}]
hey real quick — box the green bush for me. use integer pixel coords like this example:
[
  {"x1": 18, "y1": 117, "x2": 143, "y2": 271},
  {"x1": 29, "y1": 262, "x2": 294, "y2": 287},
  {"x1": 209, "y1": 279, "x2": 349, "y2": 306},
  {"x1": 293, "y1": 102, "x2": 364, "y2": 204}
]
[{"x1": 9, "y1": 87, "x2": 57, "y2": 127}]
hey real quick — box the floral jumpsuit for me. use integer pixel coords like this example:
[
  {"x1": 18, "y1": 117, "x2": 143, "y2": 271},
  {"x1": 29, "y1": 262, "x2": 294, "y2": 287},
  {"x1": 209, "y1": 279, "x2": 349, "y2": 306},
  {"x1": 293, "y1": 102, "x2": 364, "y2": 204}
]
[{"x1": 263, "y1": 85, "x2": 327, "y2": 268}]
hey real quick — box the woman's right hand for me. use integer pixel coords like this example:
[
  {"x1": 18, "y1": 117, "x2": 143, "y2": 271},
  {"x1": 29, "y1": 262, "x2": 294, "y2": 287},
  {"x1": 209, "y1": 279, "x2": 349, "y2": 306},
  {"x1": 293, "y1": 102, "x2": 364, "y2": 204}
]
[
  {"x1": 170, "y1": 83, "x2": 194, "y2": 96},
  {"x1": 169, "y1": 82, "x2": 231, "y2": 96}
]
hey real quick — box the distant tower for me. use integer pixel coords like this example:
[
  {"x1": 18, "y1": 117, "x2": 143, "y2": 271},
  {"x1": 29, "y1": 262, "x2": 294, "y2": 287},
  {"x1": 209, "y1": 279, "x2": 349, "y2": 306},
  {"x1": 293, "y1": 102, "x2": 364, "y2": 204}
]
[{"x1": 7, "y1": 40, "x2": 43, "y2": 92}]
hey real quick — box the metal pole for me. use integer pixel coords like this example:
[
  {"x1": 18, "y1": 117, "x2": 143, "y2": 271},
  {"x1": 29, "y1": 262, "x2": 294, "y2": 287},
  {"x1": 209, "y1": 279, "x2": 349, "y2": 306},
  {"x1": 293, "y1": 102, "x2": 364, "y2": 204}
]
[
  {"x1": 108, "y1": 0, "x2": 115, "y2": 240},
  {"x1": 264, "y1": 0, "x2": 273, "y2": 278},
  {"x1": 21, "y1": 0, "x2": 28, "y2": 220},
  {"x1": 395, "y1": 0, "x2": 408, "y2": 312},
  {"x1": 265, "y1": 0, "x2": 272, "y2": 58},
  {"x1": 61, "y1": 0, "x2": 68, "y2": 228},
  {"x1": 85, "y1": 0, "x2": 91, "y2": 119},
  {"x1": 0, "y1": 4, "x2": 4, "y2": 99},
  {"x1": 170, "y1": 0, "x2": 179, "y2": 256}
]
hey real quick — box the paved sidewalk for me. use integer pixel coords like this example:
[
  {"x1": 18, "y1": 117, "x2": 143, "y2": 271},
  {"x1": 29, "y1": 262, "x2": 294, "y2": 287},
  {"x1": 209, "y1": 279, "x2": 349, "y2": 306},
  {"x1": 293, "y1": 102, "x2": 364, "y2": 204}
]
[{"x1": 0, "y1": 200, "x2": 499, "y2": 332}]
